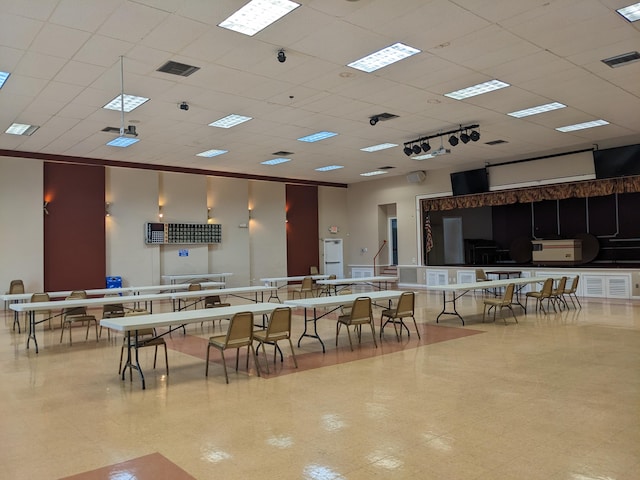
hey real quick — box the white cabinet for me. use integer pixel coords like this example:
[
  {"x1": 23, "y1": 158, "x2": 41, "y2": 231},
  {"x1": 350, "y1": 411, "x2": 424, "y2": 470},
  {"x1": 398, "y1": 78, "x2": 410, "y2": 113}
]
[
  {"x1": 582, "y1": 274, "x2": 630, "y2": 299},
  {"x1": 427, "y1": 270, "x2": 448, "y2": 286}
]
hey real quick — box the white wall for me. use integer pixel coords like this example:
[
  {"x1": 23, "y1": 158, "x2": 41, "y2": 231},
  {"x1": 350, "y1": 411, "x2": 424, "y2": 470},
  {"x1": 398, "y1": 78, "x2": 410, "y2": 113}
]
[
  {"x1": 0, "y1": 157, "x2": 44, "y2": 292},
  {"x1": 318, "y1": 186, "x2": 349, "y2": 274},
  {"x1": 208, "y1": 177, "x2": 250, "y2": 287},
  {"x1": 106, "y1": 167, "x2": 160, "y2": 286},
  {"x1": 159, "y1": 172, "x2": 208, "y2": 278}
]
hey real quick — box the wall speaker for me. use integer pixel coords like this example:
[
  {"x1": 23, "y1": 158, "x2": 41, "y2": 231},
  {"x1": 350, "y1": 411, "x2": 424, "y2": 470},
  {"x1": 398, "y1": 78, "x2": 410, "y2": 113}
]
[{"x1": 406, "y1": 170, "x2": 426, "y2": 184}]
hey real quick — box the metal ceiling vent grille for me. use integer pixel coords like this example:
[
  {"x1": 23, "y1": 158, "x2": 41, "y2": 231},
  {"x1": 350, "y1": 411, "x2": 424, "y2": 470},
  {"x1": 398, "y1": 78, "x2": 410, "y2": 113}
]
[
  {"x1": 485, "y1": 139, "x2": 508, "y2": 145},
  {"x1": 601, "y1": 51, "x2": 640, "y2": 68},
  {"x1": 374, "y1": 113, "x2": 399, "y2": 121},
  {"x1": 272, "y1": 150, "x2": 294, "y2": 156},
  {"x1": 157, "y1": 61, "x2": 200, "y2": 77}
]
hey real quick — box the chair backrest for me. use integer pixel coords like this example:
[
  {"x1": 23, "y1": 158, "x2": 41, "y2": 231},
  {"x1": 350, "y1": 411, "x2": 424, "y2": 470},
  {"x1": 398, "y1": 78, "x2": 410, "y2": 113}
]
[
  {"x1": 64, "y1": 296, "x2": 87, "y2": 316},
  {"x1": 503, "y1": 283, "x2": 515, "y2": 303},
  {"x1": 395, "y1": 291, "x2": 415, "y2": 316},
  {"x1": 266, "y1": 307, "x2": 292, "y2": 336},
  {"x1": 300, "y1": 277, "x2": 313, "y2": 291},
  {"x1": 225, "y1": 311, "x2": 254, "y2": 348},
  {"x1": 103, "y1": 303, "x2": 125, "y2": 316},
  {"x1": 69, "y1": 290, "x2": 87, "y2": 299},
  {"x1": 310, "y1": 266, "x2": 319, "y2": 275},
  {"x1": 567, "y1": 275, "x2": 579, "y2": 293},
  {"x1": 339, "y1": 289, "x2": 353, "y2": 315},
  {"x1": 554, "y1": 276, "x2": 567, "y2": 294},
  {"x1": 328, "y1": 274, "x2": 336, "y2": 280},
  {"x1": 188, "y1": 283, "x2": 202, "y2": 291},
  {"x1": 475, "y1": 269, "x2": 487, "y2": 281},
  {"x1": 540, "y1": 278, "x2": 554, "y2": 297},
  {"x1": 31, "y1": 292, "x2": 50, "y2": 305},
  {"x1": 350, "y1": 297, "x2": 372, "y2": 322},
  {"x1": 9, "y1": 279, "x2": 25, "y2": 294}
]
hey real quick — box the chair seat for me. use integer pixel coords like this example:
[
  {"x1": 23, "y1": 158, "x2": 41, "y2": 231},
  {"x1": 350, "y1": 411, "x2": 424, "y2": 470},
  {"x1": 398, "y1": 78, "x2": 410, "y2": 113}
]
[
  {"x1": 253, "y1": 330, "x2": 289, "y2": 342},
  {"x1": 337, "y1": 314, "x2": 371, "y2": 326},
  {"x1": 483, "y1": 298, "x2": 508, "y2": 307}
]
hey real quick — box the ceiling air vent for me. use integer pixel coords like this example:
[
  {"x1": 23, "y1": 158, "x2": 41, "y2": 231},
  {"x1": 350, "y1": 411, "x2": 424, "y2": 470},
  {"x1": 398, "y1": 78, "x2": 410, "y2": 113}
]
[
  {"x1": 379, "y1": 166, "x2": 395, "y2": 170},
  {"x1": 601, "y1": 51, "x2": 640, "y2": 68},
  {"x1": 272, "y1": 150, "x2": 294, "y2": 156},
  {"x1": 485, "y1": 139, "x2": 508, "y2": 145},
  {"x1": 156, "y1": 61, "x2": 200, "y2": 77}
]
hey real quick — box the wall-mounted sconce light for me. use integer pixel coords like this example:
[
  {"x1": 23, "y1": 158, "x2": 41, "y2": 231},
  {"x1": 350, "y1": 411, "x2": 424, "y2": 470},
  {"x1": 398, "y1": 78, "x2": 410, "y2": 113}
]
[
  {"x1": 248, "y1": 208, "x2": 252, "y2": 220},
  {"x1": 207, "y1": 207, "x2": 213, "y2": 220},
  {"x1": 43, "y1": 201, "x2": 49, "y2": 215},
  {"x1": 105, "y1": 202, "x2": 111, "y2": 217},
  {"x1": 158, "y1": 205, "x2": 164, "y2": 219}
]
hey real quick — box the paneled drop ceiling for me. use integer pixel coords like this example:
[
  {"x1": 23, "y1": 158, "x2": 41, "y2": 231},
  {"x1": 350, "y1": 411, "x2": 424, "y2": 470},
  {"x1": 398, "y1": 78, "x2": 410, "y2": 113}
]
[{"x1": 0, "y1": 0, "x2": 639, "y2": 185}]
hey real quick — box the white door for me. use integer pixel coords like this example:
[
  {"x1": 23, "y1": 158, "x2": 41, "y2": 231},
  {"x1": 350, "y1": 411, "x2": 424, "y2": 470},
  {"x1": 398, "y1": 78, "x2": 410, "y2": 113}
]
[{"x1": 324, "y1": 238, "x2": 344, "y2": 278}]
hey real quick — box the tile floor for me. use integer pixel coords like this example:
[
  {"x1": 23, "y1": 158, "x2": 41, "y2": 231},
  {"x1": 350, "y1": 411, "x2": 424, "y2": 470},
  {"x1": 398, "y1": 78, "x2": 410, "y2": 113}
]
[{"x1": 1, "y1": 288, "x2": 639, "y2": 479}]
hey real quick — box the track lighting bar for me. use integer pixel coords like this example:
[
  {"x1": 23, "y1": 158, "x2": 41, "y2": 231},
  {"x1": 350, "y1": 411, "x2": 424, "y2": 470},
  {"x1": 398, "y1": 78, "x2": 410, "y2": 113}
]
[{"x1": 403, "y1": 124, "x2": 479, "y2": 147}]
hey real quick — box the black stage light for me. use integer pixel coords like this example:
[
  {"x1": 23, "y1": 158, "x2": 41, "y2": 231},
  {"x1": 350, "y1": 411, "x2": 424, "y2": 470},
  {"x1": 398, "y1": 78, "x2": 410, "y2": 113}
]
[
  {"x1": 369, "y1": 116, "x2": 379, "y2": 126},
  {"x1": 404, "y1": 145, "x2": 413, "y2": 156},
  {"x1": 277, "y1": 49, "x2": 286, "y2": 63},
  {"x1": 470, "y1": 130, "x2": 480, "y2": 141},
  {"x1": 412, "y1": 144, "x2": 422, "y2": 155},
  {"x1": 448, "y1": 134, "x2": 459, "y2": 146},
  {"x1": 460, "y1": 131, "x2": 470, "y2": 144},
  {"x1": 421, "y1": 141, "x2": 431, "y2": 152}
]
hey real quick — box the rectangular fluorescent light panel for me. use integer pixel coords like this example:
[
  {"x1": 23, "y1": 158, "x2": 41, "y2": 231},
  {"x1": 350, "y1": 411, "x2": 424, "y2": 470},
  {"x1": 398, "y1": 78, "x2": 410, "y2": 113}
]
[
  {"x1": 103, "y1": 94, "x2": 150, "y2": 112},
  {"x1": 196, "y1": 149, "x2": 228, "y2": 157},
  {"x1": 508, "y1": 102, "x2": 566, "y2": 118},
  {"x1": 348, "y1": 43, "x2": 421, "y2": 73},
  {"x1": 556, "y1": 120, "x2": 609, "y2": 132},
  {"x1": 315, "y1": 165, "x2": 343, "y2": 172},
  {"x1": 106, "y1": 136, "x2": 139, "y2": 147},
  {"x1": 297, "y1": 131, "x2": 338, "y2": 142},
  {"x1": 360, "y1": 143, "x2": 398, "y2": 152},
  {"x1": 218, "y1": 0, "x2": 300, "y2": 36},
  {"x1": 617, "y1": 3, "x2": 640, "y2": 22},
  {"x1": 445, "y1": 79, "x2": 510, "y2": 100},
  {"x1": 411, "y1": 153, "x2": 437, "y2": 160},
  {"x1": 360, "y1": 170, "x2": 388, "y2": 177},
  {"x1": 261, "y1": 158, "x2": 291, "y2": 165},
  {"x1": 209, "y1": 114, "x2": 252, "y2": 128},
  {"x1": 5, "y1": 123, "x2": 39, "y2": 136},
  {"x1": 0, "y1": 71, "x2": 9, "y2": 89}
]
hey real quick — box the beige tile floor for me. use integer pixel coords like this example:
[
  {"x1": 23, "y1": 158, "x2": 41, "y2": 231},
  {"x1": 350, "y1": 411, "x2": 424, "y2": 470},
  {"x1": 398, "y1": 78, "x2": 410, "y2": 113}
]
[{"x1": 1, "y1": 289, "x2": 639, "y2": 479}]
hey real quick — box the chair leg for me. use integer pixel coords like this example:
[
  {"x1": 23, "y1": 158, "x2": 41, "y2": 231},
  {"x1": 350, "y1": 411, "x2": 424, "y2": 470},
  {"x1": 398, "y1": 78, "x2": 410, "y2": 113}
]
[
  {"x1": 221, "y1": 350, "x2": 229, "y2": 384},
  {"x1": 205, "y1": 344, "x2": 211, "y2": 376},
  {"x1": 370, "y1": 321, "x2": 377, "y2": 348},
  {"x1": 287, "y1": 338, "x2": 298, "y2": 368},
  {"x1": 412, "y1": 316, "x2": 421, "y2": 340},
  {"x1": 163, "y1": 344, "x2": 169, "y2": 375},
  {"x1": 345, "y1": 324, "x2": 354, "y2": 351},
  {"x1": 250, "y1": 344, "x2": 260, "y2": 377},
  {"x1": 153, "y1": 345, "x2": 158, "y2": 369},
  {"x1": 260, "y1": 341, "x2": 270, "y2": 374},
  {"x1": 118, "y1": 344, "x2": 125, "y2": 374},
  {"x1": 509, "y1": 306, "x2": 517, "y2": 324}
]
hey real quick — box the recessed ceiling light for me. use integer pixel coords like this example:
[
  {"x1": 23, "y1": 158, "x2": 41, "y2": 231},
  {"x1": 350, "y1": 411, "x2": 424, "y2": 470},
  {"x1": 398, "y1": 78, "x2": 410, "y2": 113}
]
[
  {"x1": 0, "y1": 71, "x2": 10, "y2": 89},
  {"x1": 360, "y1": 170, "x2": 388, "y2": 176},
  {"x1": 196, "y1": 149, "x2": 228, "y2": 157},
  {"x1": 347, "y1": 42, "x2": 421, "y2": 73},
  {"x1": 556, "y1": 119, "x2": 609, "y2": 132},
  {"x1": 103, "y1": 94, "x2": 149, "y2": 112},
  {"x1": 106, "y1": 137, "x2": 139, "y2": 147},
  {"x1": 315, "y1": 165, "x2": 344, "y2": 171},
  {"x1": 5, "y1": 123, "x2": 39, "y2": 136},
  {"x1": 508, "y1": 102, "x2": 567, "y2": 118},
  {"x1": 617, "y1": 3, "x2": 640, "y2": 22},
  {"x1": 411, "y1": 153, "x2": 437, "y2": 160},
  {"x1": 218, "y1": 0, "x2": 300, "y2": 36},
  {"x1": 261, "y1": 158, "x2": 291, "y2": 165},
  {"x1": 360, "y1": 143, "x2": 398, "y2": 152},
  {"x1": 444, "y1": 79, "x2": 510, "y2": 100},
  {"x1": 208, "y1": 114, "x2": 253, "y2": 128},
  {"x1": 297, "y1": 131, "x2": 338, "y2": 142}
]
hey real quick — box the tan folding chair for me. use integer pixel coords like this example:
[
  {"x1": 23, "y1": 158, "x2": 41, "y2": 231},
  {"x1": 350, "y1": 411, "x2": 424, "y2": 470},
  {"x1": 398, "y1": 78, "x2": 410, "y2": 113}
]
[
  {"x1": 206, "y1": 311, "x2": 260, "y2": 383},
  {"x1": 254, "y1": 307, "x2": 298, "y2": 373},
  {"x1": 483, "y1": 283, "x2": 518, "y2": 324},
  {"x1": 563, "y1": 276, "x2": 581, "y2": 309},
  {"x1": 336, "y1": 296, "x2": 377, "y2": 351},
  {"x1": 60, "y1": 296, "x2": 98, "y2": 346},
  {"x1": 292, "y1": 277, "x2": 314, "y2": 299},
  {"x1": 380, "y1": 291, "x2": 420, "y2": 340},
  {"x1": 525, "y1": 278, "x2": 555, "y2": 314},
  {"x1": 118, "y1": 311, "x2": 168, "y2": 377}
]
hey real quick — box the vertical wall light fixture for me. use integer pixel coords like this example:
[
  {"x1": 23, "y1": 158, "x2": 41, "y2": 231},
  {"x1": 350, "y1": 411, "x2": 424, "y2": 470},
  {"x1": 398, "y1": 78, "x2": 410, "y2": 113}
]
[
  {"x1": 105, "y1": 202, "x2": 112, "y2": 217},
  {"x1": 43, "y1": 201, "x2": 49, "y2": 215},
  {"x1": 158, "y1": 205, "x2": 164, "y2": 219}
]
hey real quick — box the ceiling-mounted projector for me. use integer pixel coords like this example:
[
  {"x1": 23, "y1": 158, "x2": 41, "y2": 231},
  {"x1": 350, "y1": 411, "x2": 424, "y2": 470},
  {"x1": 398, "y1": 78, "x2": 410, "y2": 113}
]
[{"x1": 430, "y1": 147, "x2": 451, "y2": 156}]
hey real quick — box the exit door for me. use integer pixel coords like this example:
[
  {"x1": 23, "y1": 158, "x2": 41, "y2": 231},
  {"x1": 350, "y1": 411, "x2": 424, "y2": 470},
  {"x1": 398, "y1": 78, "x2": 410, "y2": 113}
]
[{"x1": 323, "y1": 238, "x2": 344, "y2": 278}]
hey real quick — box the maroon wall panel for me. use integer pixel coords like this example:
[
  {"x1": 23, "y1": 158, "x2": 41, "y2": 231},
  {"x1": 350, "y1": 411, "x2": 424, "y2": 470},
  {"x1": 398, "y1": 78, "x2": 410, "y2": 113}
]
[
  {"x1": 285, "y1": 185, "x2": 319, "y2": 276},
  {"x1": 44, "y1": 163, "x2": 106, "y2": 291}
]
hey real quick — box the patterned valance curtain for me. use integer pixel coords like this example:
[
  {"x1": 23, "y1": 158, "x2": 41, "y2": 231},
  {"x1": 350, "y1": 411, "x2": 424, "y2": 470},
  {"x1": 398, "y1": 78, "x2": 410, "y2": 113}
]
[{"x1": 421, "y1": 176, "x2": 640, "y2": 212}]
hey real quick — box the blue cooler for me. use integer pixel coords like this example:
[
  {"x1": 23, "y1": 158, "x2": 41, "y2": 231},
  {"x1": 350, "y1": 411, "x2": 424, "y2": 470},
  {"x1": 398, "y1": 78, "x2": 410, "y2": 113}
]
[{"x1": 106, "y1": 276, "x2": 123, "y2": 295}]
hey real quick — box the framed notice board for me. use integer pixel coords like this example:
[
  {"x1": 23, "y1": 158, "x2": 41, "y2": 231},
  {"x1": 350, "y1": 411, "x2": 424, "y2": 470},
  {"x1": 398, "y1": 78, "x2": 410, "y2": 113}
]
[{"x1": 144, "y1": 222, "x2": 222, "y2": 244}]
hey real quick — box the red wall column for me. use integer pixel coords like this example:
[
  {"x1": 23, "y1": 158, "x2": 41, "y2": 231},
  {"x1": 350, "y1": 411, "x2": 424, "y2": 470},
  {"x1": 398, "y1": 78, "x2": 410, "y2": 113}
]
[
  {"x1": 286, "y1": 184, "x2": 319, "y2": 276},
  {"x1": 44, "y1": 162, "x2": 106, "y2": 291}
]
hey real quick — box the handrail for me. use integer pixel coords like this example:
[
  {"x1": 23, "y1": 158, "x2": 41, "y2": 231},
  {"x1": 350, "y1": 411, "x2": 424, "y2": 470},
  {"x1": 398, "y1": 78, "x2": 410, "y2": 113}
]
[{"x1": 373, "y1": 240, "x2": 387, "y2": 276}]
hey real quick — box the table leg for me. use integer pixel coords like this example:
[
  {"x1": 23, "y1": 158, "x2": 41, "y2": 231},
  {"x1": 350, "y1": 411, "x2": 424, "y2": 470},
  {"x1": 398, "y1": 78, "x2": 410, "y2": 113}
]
[
  {"x1": 121, "y1": 331, "x2": 146, "y2": 389},
  {"x1": 297, "y1": 307, "x2": 325, "y2": 353},
  {"x1": 26, "y1": 311, "x2": 40, "y2": 353},
  {"x1": 435, "y1": 290, "x2": 466, "y2": 326}
]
